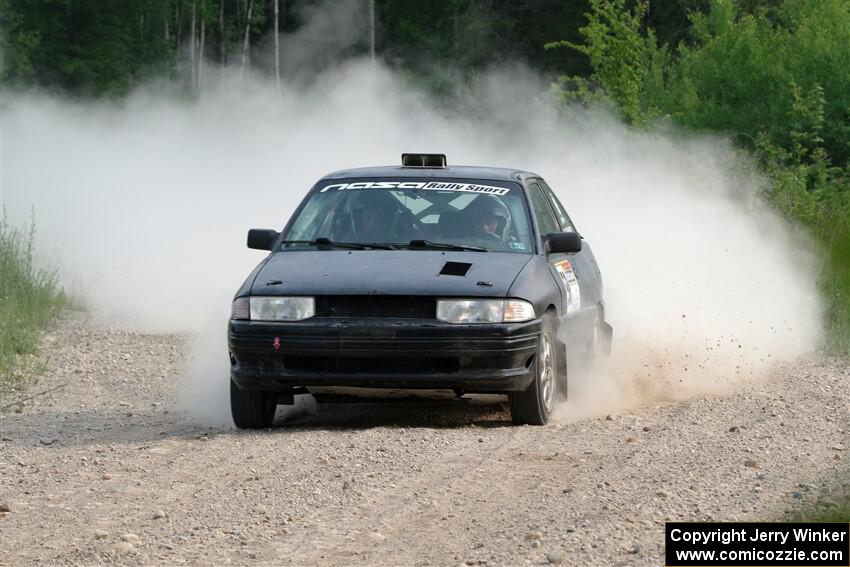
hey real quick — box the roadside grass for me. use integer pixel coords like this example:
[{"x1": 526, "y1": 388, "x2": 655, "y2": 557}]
[
  {"x1": 787, "y1": 479, "x2": 850, "y2": 522},
  {"x1": 771, "y1": 184, "x2": 850, "y2": 355},
  {"x1": 802, "y1": 498, "x2": 850, "y2": 522},
  {"x1": 774, "y1": 170, "x2": 850, "y2": 355},
  {"x1": 820, "y1": 223, "x2": 850, "y2": 355},
  {"x1": 0, "y1": 215, "x2": 71, "y2": 400}
]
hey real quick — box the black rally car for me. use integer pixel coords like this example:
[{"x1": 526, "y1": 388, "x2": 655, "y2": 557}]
[{"x1": 228, "y1": 154, "x2": 611, "y2": 428}]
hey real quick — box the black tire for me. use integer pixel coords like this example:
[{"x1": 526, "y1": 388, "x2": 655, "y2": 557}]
[
  {"x1": 230, "y1": 379, "x2": 277, "y2": 429},
  {"x1": 510, "y1": 318, "x2": 558, "y2": 425}
]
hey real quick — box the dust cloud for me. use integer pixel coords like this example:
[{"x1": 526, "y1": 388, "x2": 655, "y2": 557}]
[{"x1": 1, "y1": 59, "x2": 822, "y2": 426}]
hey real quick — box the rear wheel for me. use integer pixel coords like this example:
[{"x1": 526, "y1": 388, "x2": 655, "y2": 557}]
[
  {"x1": 230, "y1": 379, "x2": 277, "y2": 429},
  {"x1": 510, "y1": 319, "x2": 558, "y2": 425}
]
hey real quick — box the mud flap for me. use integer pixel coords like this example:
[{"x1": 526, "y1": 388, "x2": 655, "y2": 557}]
[
  {"x1": 555, "y1": 337, "x2": 568, "y2": 400},
  {"x1": 600, "y1": 321, "x2": 614, "y2": 356}
]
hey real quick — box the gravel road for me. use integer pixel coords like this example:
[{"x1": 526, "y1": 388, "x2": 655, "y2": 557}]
[{"x1": 1, "y1": 313, "x2": 848, "y2": 566}]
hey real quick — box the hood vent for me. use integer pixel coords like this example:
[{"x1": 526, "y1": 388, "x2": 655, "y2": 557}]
[
  {"x1": 439, "y1": 261, "x2": 471, "y2": 276},
  {"x1": 402, "y1": 153, "x2": 447, "y2": 168}
]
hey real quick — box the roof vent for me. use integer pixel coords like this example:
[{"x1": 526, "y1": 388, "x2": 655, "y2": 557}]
[{"x1": 402, "y1": 153, "x2": 447, "y2": 168}]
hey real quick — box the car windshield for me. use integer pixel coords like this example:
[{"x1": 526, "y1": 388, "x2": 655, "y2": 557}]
[{"x1": 281, "y1": 179, "x2": 533, "y2": 253}]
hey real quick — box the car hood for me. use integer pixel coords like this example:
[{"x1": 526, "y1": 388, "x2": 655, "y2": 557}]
[{"x1": 251, "y1": 250, "x2": 532, "y2": 297}]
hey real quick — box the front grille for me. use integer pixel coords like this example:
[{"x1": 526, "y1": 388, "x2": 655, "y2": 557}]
[
  {"x1": 315, "y1": 296, "x2": 436, "y2": 319},
  {"x1": 235, "y1": 354, "x2": 285, "y2": 371},
  {"x1": 283, "y1": 356, "x2": 460, "y2": 374}
]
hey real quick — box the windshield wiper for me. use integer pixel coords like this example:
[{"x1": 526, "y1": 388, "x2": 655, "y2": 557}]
[
  {"x1": 279, "y1": 238, "x2": 395, "y2": 250},
  {"x1": 407, "y1": 239, "x2": 487, "y2": 252}
]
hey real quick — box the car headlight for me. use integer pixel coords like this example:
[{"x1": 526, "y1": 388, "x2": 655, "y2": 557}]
[
  {"x1": 231, "y1": 297, "x2": 315, "y2": 321},
  {"x1": 436, "y1": 299, "x2": 535, "y2": 324}
]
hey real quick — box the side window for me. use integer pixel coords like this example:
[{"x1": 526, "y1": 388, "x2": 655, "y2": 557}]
[
  {"x1": 527, "y1": 182, "x2": 559, "y2": 236},
  {"x1": 538, "y1": 179, "x2": 576, "y2": 232}
]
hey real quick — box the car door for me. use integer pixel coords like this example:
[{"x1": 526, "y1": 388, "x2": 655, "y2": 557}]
[
  {"x1": 526, "y1": 180, "x2": 597, "y2": 341},
  {"x1": 537, "y1": 178, "x2": 603, "y2": 312}
]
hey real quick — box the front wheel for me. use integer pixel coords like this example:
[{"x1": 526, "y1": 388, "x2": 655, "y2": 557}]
[
  {"x1": 509, "y1": 320, "x2": 558, "y2": 425},
  {"x1": 230, "y1": 379, "x2": 277, "y2": 429}
]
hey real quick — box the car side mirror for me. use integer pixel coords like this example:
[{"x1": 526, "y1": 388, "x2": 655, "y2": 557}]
[
  {"x1": 544, "y1": 232, "x2": 582, "y2": 254},
  {"x1": 247, "y1": 228, "x2": 279, "y2": 251}
]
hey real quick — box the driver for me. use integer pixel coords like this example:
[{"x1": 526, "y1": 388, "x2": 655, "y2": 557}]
[
  {"x1": 468, "y1": 195, "x2": 510, "y2": 243},
  {"x1": 348, "y1": 191, "x2": 400, "y2": 243}
]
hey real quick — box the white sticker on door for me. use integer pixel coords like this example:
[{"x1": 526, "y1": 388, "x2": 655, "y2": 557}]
[{"x1": 554, "y1": 259, "x2": 581, "y2": 314}]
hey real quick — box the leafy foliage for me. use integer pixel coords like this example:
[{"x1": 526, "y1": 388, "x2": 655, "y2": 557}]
[
  {"x1": 550, "y1": 0, "x2": 850, "y2": 353},
  {"x1": 1, "y1": 0, "x2": 175, "y2": 94},
  {"x1": 0, "y1": 0, "x2": 272, "y2": 94},
  {"x1": 545, "y1": 0, "x2": 666, "y2": 124}
]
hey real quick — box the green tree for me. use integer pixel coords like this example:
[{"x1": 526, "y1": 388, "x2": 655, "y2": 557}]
[
  {"x1": 0, "y1": 0, "x2": 41, "y2": 81},
  {"x1": 545, "y1": 0, "x2": 668, "y2": 124},
  {"x1": 549, "y1": 0, "x2": 850, "y2": 352},
  {"x1": 1, "y1": 0, "x2": 175, "y2": 95}
]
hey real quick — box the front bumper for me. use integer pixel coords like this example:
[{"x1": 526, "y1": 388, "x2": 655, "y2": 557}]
[{"x1": 228, "y1": 317, "x2": 541, "y2": 393}]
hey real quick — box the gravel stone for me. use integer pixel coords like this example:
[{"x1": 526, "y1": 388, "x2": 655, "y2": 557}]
[
  {"x1": 0, "y1": 313, "x2": 847, "y2": 566},
  {"x1": 112, "y1": 542, "x2": 137, "y2": 554}
]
